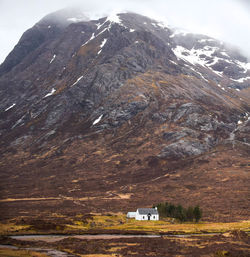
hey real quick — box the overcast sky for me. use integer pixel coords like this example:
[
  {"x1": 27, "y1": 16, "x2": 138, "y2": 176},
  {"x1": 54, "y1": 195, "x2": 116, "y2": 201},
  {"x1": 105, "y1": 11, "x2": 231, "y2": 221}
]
[{"x1": 0, "y1": 0, "x2": 250, "y2": 64}]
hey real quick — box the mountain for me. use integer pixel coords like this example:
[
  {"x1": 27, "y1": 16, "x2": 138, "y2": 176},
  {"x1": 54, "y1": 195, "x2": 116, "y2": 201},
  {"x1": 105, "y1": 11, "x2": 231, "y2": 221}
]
[{"x1": 0, "y1": 10, "x2": 249, "y2": 222}]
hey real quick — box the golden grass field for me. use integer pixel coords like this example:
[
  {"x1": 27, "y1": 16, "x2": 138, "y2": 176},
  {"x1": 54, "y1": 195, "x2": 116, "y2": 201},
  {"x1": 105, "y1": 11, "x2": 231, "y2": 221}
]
[
  {"x1": 1, "y1": 213, "x2": 249, "y2": 235},
  {"x1": 68, "y1": 214, "x2": 250, "y2": 234}
]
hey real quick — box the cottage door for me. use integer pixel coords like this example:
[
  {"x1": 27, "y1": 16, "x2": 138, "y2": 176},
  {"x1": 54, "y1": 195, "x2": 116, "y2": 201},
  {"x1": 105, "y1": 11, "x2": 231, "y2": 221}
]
[{"x1": 147, "y1": 213, "x2": 151, "y2": 220}]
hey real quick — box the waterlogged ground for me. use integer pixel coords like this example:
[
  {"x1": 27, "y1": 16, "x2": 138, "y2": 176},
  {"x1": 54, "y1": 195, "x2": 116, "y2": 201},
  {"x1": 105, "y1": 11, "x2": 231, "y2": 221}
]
[
  {"x1": 0, "y1": 231, "x2": 249, "y2": 256},
  {"x1": 0, "y1": 245, "x2": 74, "y2": 257},
  {"x1": 0, "y1": 214, "x2": 249, "y2": 256}
]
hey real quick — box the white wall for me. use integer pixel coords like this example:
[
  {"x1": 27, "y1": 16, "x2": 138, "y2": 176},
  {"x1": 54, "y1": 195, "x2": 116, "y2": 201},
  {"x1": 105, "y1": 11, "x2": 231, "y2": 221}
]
[
  {"x1": 127, "y1": 212, "x2": 136, "y2": 218},
  {"x1": 135, "y1": 210, "x2": 159, "y2": 220},
  {"x1": 154, "y1": 214, "x2": 159, "y2": 221}
]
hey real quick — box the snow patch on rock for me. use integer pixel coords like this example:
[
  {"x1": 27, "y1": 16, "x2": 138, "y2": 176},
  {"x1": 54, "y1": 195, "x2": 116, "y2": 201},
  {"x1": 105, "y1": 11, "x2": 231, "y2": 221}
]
[
  {"x1": 44, "y1": 88, "x2": 56, "y2": 98},
  {"x1": 98, "y1": 38, "x2": 107, "y2": 55},
  {"x1": 172, "y1": 45, "x2": 226, "y2": 77},
  {"x1": 93, "y1": 114, "x2": 103, "y2": 125},
  {"x1": 5, "y1": 103, "x2": 16, "y2": 112},
  {"x1": 49, "y1": 54, "x2": 56, "y2": 64},
  {"x1": 231, "y1": 76, "x2": 250, "y2": 83},
  {"x1": 71, "y1": 76, "x2": 83, "y2": 87},
  {"x1": 106, "y1": 13, "x2": 122, "y2": 24},
  {"x1": 82, "y1": 33, "x2": 95, "y2": 46},
  {"x1": 235, "y1": 60, "x2": 250, "y2": 73}
]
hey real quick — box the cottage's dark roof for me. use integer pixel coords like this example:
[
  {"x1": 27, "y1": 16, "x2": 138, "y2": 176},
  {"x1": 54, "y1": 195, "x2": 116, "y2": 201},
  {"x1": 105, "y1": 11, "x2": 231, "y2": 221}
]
[{"x1": 137, "y1": 208, "x2": 158, "y2": 215}]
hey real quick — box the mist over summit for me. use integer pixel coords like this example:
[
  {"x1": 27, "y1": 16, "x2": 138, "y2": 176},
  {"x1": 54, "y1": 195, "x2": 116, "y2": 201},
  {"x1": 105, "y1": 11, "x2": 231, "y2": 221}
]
[
  {"x1": 0, "y1": 9, "x2": 249, "y2": 223},
  {"x1": 1, "y1": 0, "x2": 250, "y2": 62}
]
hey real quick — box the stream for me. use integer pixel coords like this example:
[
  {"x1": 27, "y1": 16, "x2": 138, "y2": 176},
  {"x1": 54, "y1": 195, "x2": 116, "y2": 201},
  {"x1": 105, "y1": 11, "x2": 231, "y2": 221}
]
[
  {"x1": 10, "y1": 234, "x2": 161, "y2": 242},
  {"x1": 9, "y1": 232, "x2": 221, "y2": 242},
  {"x1": 1, "y1": 233, "x2": 221, "y2": 257},
  {"x1": 0, "y1": 244, "x2": 76, "y2": 257}
]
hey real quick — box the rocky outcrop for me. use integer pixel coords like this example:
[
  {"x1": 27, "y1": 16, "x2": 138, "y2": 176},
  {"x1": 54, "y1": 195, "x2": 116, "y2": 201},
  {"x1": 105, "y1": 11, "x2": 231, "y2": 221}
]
[
  {"x1": 159, "y1": 137, "x2": 214, "y2": 159},
  {"x1": 162, "y1": 128, "x2": 199, "y2": 142},
  {"x1": 0, "y1": 11, "x2": 249, "y2": 159},
  {"x1": 0, "y1": 10, "x2": 250, "y2": 222}
]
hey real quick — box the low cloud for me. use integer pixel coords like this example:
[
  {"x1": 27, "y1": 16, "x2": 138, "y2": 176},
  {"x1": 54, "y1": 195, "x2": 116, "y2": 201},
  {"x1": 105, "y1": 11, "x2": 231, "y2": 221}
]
[{"x1": 0, "y1": 0, "x2": 250, "y2": 63}]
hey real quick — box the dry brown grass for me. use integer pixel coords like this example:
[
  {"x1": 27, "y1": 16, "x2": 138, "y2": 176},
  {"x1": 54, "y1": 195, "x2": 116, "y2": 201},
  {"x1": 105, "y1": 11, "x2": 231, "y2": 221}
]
[
  {"x1": 0, "y1": 248, "x2": 48, "y2": 257},
  {"x1": 80, "y1": 255, "x2": 119, "y2": 257}
]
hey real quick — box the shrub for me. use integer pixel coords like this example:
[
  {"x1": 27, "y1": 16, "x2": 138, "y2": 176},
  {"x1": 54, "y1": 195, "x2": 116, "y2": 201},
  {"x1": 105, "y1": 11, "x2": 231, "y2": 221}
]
[
  {"x1": 155, "y1": 202, "x2": 202, "y2": 222},
  {"x1": 193, "y1": 205, "x2": 202, "y2": 222}
]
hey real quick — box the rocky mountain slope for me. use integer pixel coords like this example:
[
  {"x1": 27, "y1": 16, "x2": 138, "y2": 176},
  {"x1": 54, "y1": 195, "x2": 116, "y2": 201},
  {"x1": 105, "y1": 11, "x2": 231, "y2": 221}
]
[{"x1": 0, "y1": 10, "x2": 249, "y2": 222}]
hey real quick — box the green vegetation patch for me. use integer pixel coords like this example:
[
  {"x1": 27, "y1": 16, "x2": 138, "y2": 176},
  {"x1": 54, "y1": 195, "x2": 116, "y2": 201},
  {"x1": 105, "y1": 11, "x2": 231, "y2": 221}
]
[
  {"x1": 154, "y1": 202, "x2": 202, "y2": 222},
  {"x1": 0, "y1": 223, "x2": 31, "y2": 235}
]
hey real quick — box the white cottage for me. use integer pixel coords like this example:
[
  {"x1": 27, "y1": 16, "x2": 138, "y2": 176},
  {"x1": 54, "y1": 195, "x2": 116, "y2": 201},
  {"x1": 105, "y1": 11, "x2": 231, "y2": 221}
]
[{"x1": 127, "y1": 208, "x2": 159, "y2": 221}]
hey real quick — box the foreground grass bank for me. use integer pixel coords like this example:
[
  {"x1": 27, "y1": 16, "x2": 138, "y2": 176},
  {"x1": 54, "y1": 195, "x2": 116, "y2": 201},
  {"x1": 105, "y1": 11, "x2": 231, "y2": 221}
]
[
  {"x1": 0, "y1": 248, "x2": 48, "y2": 257},
  {"x1": 0, "y1": 214, "x2": 249, "y2": 235}
]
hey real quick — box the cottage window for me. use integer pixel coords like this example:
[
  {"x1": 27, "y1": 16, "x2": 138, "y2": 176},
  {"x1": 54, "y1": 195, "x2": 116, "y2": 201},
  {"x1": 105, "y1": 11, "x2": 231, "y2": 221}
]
[
  {"x1": 153, "y1": 216, "x2": 155, "y2": 219},
  {"x1": 143, "y1": 216, "x2": 145, "y2": 219}
]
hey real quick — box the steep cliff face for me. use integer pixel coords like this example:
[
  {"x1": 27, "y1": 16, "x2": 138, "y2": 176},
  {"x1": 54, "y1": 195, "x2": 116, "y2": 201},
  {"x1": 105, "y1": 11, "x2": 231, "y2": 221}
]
[{"x1": 0, "y1": 11, "x2": 249, "y2": 221}]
